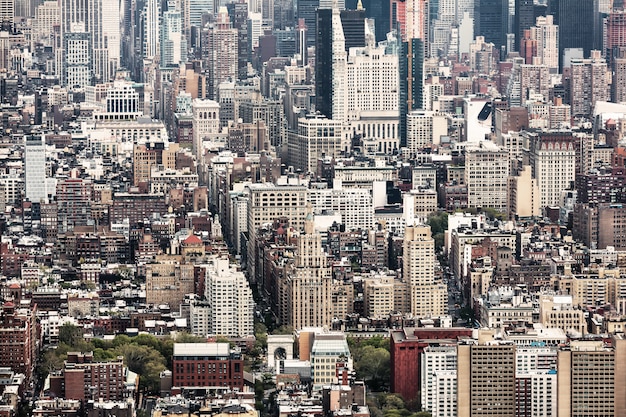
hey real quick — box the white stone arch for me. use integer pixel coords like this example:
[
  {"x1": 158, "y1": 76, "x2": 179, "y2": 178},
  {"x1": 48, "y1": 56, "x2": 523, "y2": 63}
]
[{"x1": 267, "y1": 334, "x2": 294, "y2": 368}]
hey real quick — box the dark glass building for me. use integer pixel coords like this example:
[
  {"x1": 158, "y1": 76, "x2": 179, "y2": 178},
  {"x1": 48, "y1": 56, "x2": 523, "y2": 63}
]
[{"x1": 474, "y1": 0, "x2": 509, "y2": 50}]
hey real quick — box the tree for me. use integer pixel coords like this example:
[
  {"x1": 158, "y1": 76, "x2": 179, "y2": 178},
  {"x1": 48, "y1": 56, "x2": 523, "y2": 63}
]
[
  {"x1": 272, "y1": 325, "x2": 294, "y2": 335},
  {"x1": 354, "y1": 345, "x2": 390, "y2": 390},
  {"x1": 114, "y1": 344, "x2": 167, "y2": 393},
  {"x1": 58, "y1": 323, "x2": 83, "y2": 346}
]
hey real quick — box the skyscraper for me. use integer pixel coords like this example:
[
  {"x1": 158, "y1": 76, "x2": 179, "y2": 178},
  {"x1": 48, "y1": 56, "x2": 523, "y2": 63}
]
[
  {"x1": 514, "y1": 0, "x2": 535, "y2": 51},
  {"x1": 473, "y1": 0, "x2": 508, "y2": 51},
  {"x1": 202, "y1": 6, "x2": 237, "y2": 99},
  {"x1": 160, "y1": 1, "x2": 187, "y2": 67},
  {"x1": 297, "y1": 0, "x2": 319, "y2": 48},
  {"x1": 315, "y1": 4, "x2": 346, "y2": 120},
  {"x1": 550, "y1": 0, "x2": 594, "y2": 68},
  {"x1": 570, "y1": 51, "x2": 609, "y2": 118},
  {"x1": 59, "y1": 0, "x2": 116, "y2": 86},
  {"x1": 287, "y1": 214, "x2": 333, "y2": 330},
  {"x1": 340, "y1": 7, "x2": 366, "y2": 51}
]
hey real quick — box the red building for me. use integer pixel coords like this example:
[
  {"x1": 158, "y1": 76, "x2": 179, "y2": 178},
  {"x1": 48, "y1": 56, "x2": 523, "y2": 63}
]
[
  {"x1": 171, "y1": 343, "x2": 243, "y2": 392},
  {"x1": 48, "y1": 352, "x2": 128, "y2": 402},
  {"x1": 0, "y1": 301, "x2": 39, "y2": 381},
  {"x1": 390, "y1": 328, "x2": 473, "y2": 401}
]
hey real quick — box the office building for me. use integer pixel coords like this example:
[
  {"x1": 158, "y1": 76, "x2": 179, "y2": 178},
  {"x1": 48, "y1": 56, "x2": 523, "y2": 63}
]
[
  {"x1": 527, "y1": 131, "x2": 575, "y2": 209},
  {"x1": 340, "y1": 8, "x2": 365, "y2": 51},
  {"x1": 311, "y1": 332, "x2": 352, "y2": 387},
  {"x1": 551, "y1": 0, "x2": 594, "y2": 67},
  {"x1": 25, "y1": 135, "x2": 49, "y2": 204},
  {"x1": 345, "y1": 43, "x2": 400, "y2": 121},
  {"x1": 473, "y1": 0, "x2": 508, "y2": 50},
  {"x1": 192, "y1": 98, "x2": 220, "y2": 160},
  {"x1": 465, "y1": 141, "x2": 510, "y2": 212},
  {"x1": 315, "y1": 6, "x2": 347, "y2": 120},
  {"x1": 406, "y1": 110, "x2": 447, "y2": 154},
  {"x1": 288, "y1": 115, "x2": 345, "y2": 173}
]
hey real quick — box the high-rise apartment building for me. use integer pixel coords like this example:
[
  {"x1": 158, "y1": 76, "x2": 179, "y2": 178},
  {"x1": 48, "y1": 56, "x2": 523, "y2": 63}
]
[
  {"x1": 612, "y1": 47, "x2": 626, "y2": 103},
  {"x1": 160, "y1": 1, "x2": 187, "y2": 67},
  {"x1": 204, "y1": 257, "x2": 254, "y2": 337},
  {"x1": 287, "y1": 215, "x2": 333, "y2": 330},
  {"x1": 457, "y1": 342, "x2": 516, "y2": 417},
  {"x1": 527, "y1": 131, "x2": 575, "y2": 209},
  {"x1": 557, "y1": 339, "x2": 626, "y2": 417},
  {"x1": 202, "y1": 7, "x2": 237, "y2": 100},
  {"x1": 245, "y1": 183, "x2": 308, "y2": 283},
  {"x1": 465, "y1": 141, "x2": 510, "y2": 212},
  {"x1": 402, "y1": 225, "x2": 447, "y2": 318},
  {"x1": 527, "y1": 15, "x2": 559, "y2": 72},
  {"x1": 570, "y1": 51, "x2": 609, "y2": 118},
  {"x1": 607, "y1": 11, "x2": 626, "y2": 63}
]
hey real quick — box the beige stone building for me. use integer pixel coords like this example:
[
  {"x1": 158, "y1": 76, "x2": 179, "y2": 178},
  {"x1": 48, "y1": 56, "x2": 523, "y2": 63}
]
[
  {"x1": 508, "y1": 165, "x2": 541, "y2": 219},
  {"x1": 145, "y1": 255, "x2": 195, "y2": 309}
]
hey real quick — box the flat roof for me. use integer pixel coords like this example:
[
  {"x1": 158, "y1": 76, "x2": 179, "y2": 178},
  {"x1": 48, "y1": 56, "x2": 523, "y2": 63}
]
[{"x1": 173, "y1": 343, "x2": 230, "y2": 357}]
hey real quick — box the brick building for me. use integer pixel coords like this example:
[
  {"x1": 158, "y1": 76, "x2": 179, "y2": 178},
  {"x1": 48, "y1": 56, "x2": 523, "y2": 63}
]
[
  {"x1": 48, "y1": 352, "x2": 128, "y2": 402},
  {"x1": 0, "y1": 301, "x2": 39, "y2": 381},
  {"x1": 171, "y1": 343, "x2": 244, "y2": 392},
  {"x1": 390, "y1": 328, "x2": 473, "y2": 401}
]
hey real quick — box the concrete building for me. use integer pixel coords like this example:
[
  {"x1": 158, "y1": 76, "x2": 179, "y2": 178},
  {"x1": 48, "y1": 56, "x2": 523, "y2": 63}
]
[
  {"x1": 527, "y1": 131, "x2": 575, "y2": 209},
  {"x1": 406, "y1": 111, "x2": 448, "y2": 155},
  {"x1": 457, "y1": 341, "x2": 516, "y2": 417},
  {"x1": 286, "y1": 215, "x2": 333, "y2": 330},
  {"x1": 508, "y1": 165, "x2": 541, "y2": 219},
  {"x1": 556, "y1": 338, "x2": 626, "y2": 417},
  {"x1": 570, "y1": 51, "x2": 609, "y2": 118},
  {"x1": 192, "y1": 99, "x2": 220, "y2": 160},
  {"x1": 307, "y1": 186, "x2": 374, "y2": 231},
  {"x1": 288, "y1": 116, "x2": 346, "y2": 173},
  {"x1": 403, "y1": 225, "x2": 447, "y2": 318},
  {"x1": 245, "y1": 183, "x2": 308, "y2": 283},
  {"x1": 202, "y1": 7, "x2": 238, "y2": 100},
  {"x1": 464, "y1": 141, "x2": 510, "y2": 212},
  {"x1": 204, "y1": 257, "x2": 254, "y2": 338}
]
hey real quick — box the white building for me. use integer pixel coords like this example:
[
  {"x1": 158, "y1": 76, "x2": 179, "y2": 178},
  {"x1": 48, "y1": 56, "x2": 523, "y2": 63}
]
[
  {"x1": 160, "y1": 1, "x2": 187, "y2": 67},
  {"x1": 345, "y1": 44, "x2": 399, "y2": 121},
  {"x1": 421, "y1": 346, "x2": 457, "y2": 417},
  {"x1": 307, "y1": 186, "x2": 374, "y2": 231},
  {"x1": 406, "y1": 110, "x2": 448, "y2": 154},
  {"x1": 25, "y1": 135, "x2": 49, "y2": 203},
  {"x1": 192, "y1": 98, "x2": 221, "y2": 160},
  {"x1": 288, "y1": 116, "x2": 346, "y2": 174},
  {"x1": 204, "y1": 257, "x2": 254, "y2": 338}
]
